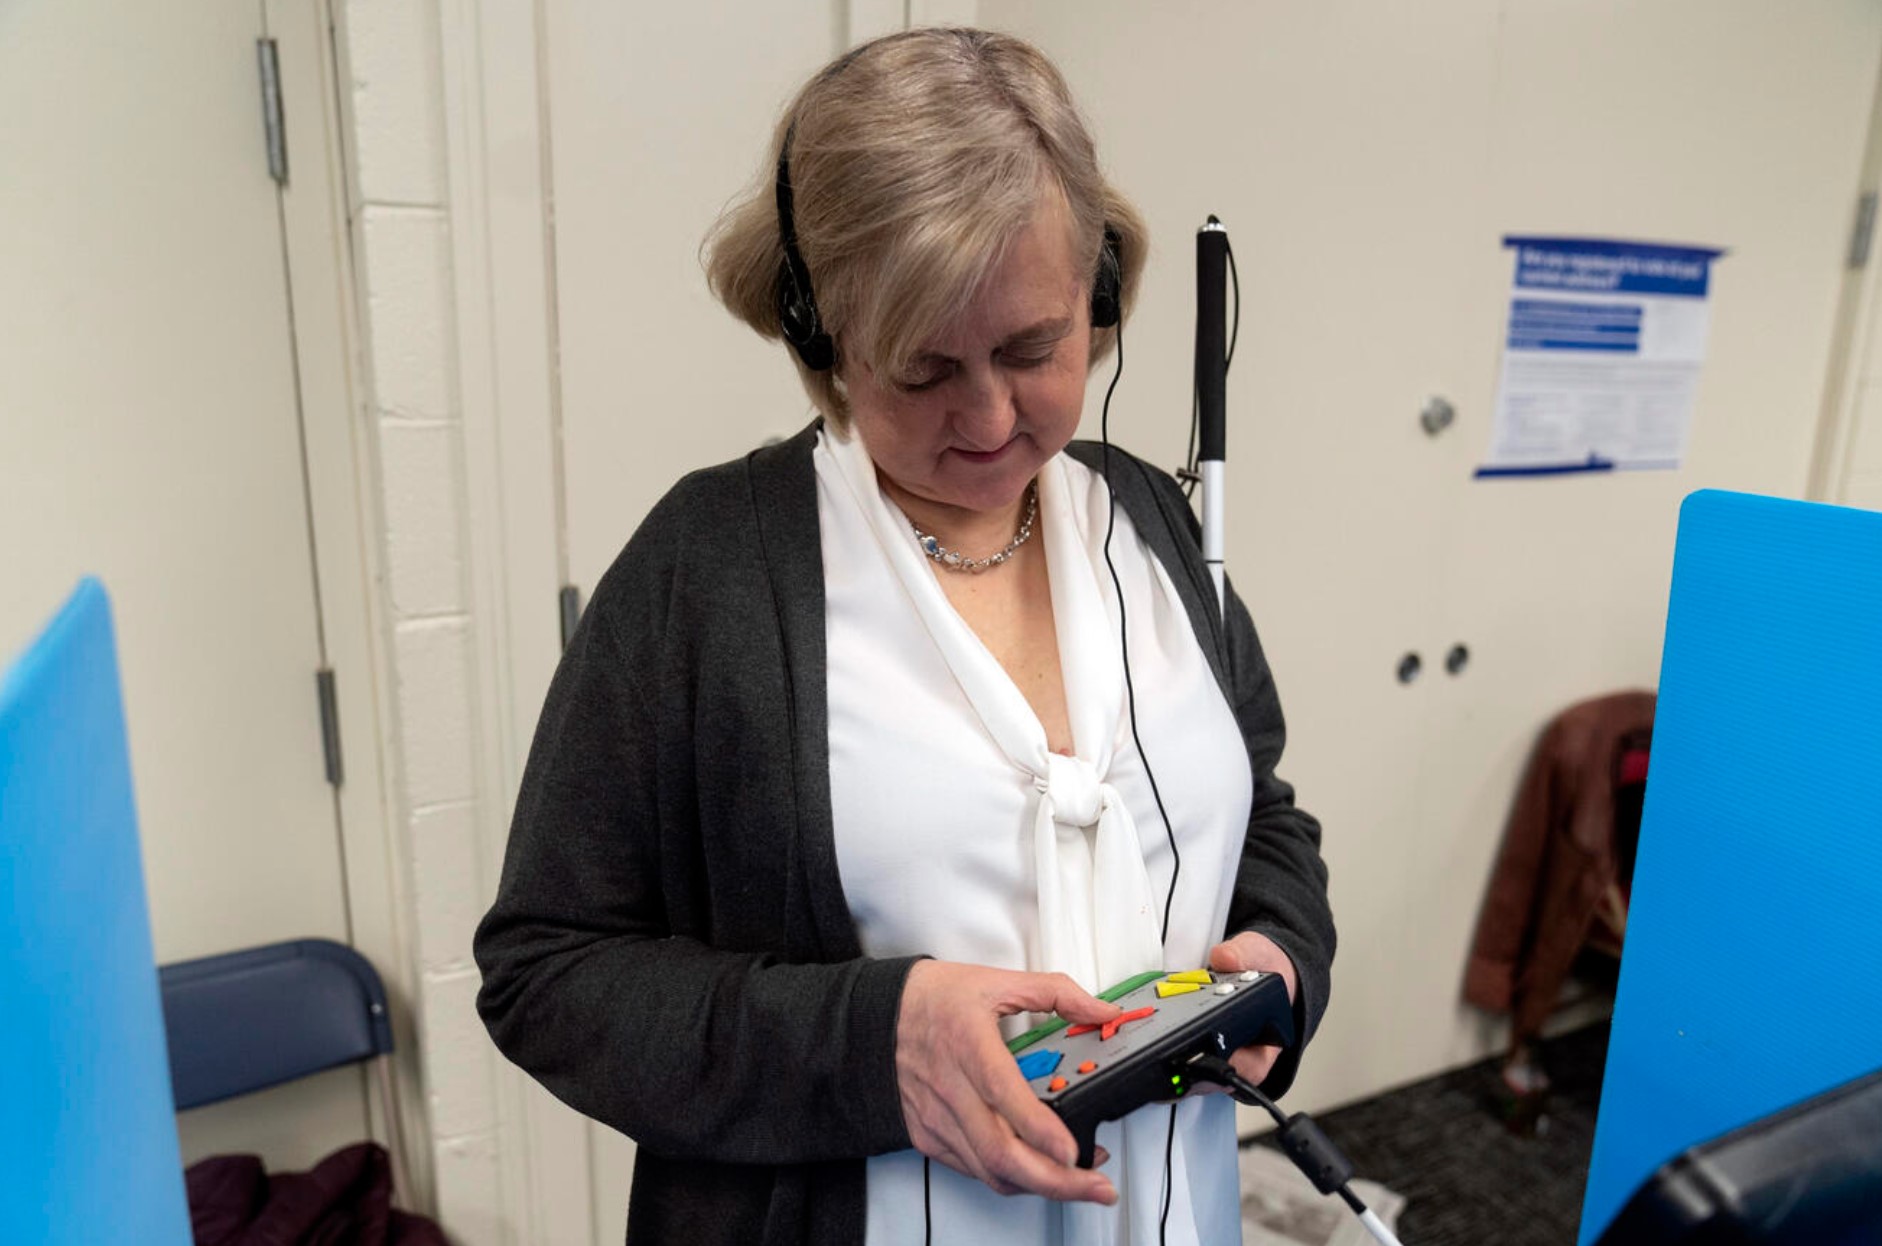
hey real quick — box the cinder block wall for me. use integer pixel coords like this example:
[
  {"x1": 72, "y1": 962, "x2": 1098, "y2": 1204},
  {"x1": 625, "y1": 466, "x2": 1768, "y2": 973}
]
[{"x1": 337, "y1": 1, "x2": 508, "y2": 1239}]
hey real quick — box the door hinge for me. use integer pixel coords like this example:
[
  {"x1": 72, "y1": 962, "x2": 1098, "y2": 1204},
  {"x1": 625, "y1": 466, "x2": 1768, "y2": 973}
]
[
  {"x1": 559, "y1": 585, "x2": 583, "y2": 651},
  {"x1": 257, "y1": 37, "x2": 288, "y2": 186},
  {"x1": 316, "y1": 667, "x2": 344, "y2": 787},
  {"x1": 1849, "y1": 191, "x2": 1877, "y2": 269}
]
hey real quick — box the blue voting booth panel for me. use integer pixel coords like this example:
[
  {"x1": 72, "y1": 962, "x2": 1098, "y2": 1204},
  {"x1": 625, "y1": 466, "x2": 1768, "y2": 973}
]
[
  {"x1": 0, "y1": 580, "x2": 190, "y2": 1245},
  {"x1": 1579, "y1": 492, "x2": 1882, "y2": 1242}
]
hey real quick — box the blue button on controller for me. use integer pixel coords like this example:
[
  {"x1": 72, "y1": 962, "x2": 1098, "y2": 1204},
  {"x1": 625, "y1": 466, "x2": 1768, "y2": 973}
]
[{"x1": 1015, "y1": 1049, "x2": 1063, "y2": 1082}]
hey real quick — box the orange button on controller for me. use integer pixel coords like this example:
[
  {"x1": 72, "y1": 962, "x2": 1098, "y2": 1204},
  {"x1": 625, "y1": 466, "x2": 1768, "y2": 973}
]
[
  {"x1": 1048, "y1": 1076, "x2": 1068, "y2": 1092},
  {"x1": 1078, "y1": 1061, "x2": 1097, "y2": 1074},
  {"x1": 1099, "y1": 1005, "x2": 1156, "y2": 1041}
]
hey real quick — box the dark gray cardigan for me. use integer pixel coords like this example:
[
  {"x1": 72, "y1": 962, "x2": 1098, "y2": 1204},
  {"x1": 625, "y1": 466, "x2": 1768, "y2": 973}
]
[{"x1": 474, "y1": 423, "x2": 1335, "y2": 1245}]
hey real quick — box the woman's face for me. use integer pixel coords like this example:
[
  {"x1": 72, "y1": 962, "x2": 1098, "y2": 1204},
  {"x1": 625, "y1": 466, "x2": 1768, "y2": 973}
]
[{"x1": 842, "y1": 200, "x2": 1092, "y2": 525}]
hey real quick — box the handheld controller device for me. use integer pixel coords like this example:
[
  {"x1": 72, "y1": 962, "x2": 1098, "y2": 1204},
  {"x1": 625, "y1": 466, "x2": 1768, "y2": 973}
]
[{"x1": 1008, "y1": 968, "x2": 1295, "y2": 1168}]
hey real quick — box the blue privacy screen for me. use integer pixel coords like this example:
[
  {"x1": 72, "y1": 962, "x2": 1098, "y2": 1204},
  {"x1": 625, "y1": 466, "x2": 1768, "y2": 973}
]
[
  {"x1": 0, "y1": 579, "x2": 190, "y2": 1245},
  {"x1": 1579, "y1": 491, "x2": 1882, "y2": 1241}
]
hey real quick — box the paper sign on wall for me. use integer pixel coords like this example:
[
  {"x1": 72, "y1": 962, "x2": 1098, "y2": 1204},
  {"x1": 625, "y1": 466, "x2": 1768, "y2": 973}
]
[{"x1": 1478, "y1": 236, "x2": 1724, "y2": 478}]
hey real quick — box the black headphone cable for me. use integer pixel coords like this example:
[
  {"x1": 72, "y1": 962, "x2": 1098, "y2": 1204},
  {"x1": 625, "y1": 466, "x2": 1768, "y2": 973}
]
[{"x1": 1097, "y1": 313, "x2": 1195, "y2": 1246}]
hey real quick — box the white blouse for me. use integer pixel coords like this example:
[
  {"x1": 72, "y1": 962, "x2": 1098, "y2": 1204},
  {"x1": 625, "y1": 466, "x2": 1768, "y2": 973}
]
[{"x1": 816, "y1": 423, "x2": 1256, "y2": 1246}]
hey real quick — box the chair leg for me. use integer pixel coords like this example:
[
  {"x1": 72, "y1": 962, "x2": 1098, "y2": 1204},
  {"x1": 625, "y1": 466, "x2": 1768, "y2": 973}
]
[
  {"x1": 1496, "y1": 1039, "x2": 1554, "y2": 1136},
  {"x1": 374, "y1": 1053, "x2": 415, "y2": 1210}
]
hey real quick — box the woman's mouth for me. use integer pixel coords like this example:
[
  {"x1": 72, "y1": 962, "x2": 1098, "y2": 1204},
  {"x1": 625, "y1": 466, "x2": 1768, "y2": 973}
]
[{"x1": 952, "y1": 438, "x2": 1018, "y2": 464}]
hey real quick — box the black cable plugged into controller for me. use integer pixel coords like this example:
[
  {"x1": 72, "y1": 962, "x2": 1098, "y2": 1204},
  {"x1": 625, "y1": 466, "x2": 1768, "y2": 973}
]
[
  {"x1": 1014, "y1": 969, "x2": 1295, "y2": 1169},
  {"x1": 1002, "y1": 967, "x2": 1407, "y2": 1245},
  {"x1": 1182, "y1": 1051, "x2": 1407, "y2": 1246}
]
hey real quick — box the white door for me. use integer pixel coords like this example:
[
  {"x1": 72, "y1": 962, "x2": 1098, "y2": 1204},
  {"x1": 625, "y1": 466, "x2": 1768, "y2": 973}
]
[
  {"x1": 982, "y1": 0, "x2": 1495, "y2": 1112},
  {"x1": 0, "y1": 0, "x2": 368, "y2": 1167}
]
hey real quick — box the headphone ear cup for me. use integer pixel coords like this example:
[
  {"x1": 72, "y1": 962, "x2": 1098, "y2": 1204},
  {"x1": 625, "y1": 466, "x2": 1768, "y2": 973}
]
[
  {"x1": 798, "y1": 332, "x2": 836, "y2": 372},
  {"x1": 1090, "y1": 228, "x2": 1123, "y2": 330},
  {"x1": 777, "y1": 261, "x2": 836, "y2": 371},
  {"x1": 1089, "y1": 276, "x2": 1120, "y2": 330}
]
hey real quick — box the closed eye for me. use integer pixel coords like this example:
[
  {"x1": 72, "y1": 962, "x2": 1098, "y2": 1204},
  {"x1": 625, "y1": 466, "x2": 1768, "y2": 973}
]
[
  {"x1": 898, "y1": 362, "x2": 955, "y2": 392},
  {"x1": 1000, "y1": 348, "x2": 1056, "y2": 369},
  {"x1": 999, "y1": 320, "x2": 1071, "y2": 368},
  {"x1": 894, "y1": 318, "x2": 1071, "y2": 390}
]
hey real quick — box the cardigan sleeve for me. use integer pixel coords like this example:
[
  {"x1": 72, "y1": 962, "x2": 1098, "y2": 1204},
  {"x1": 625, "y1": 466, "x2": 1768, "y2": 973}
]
[
  {"x1": 473, "y1": 475, "x2": 918, "y2": 1167},
  {"x1": 1217, "y1": 571, "x2": 1337, "y2": 1099}
]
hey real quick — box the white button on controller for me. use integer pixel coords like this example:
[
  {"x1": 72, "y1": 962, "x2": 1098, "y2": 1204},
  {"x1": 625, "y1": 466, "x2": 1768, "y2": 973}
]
[
  {"x1": 1237, "y1": 971, "x2": 1259, "y2": 983},
  {"x1": 1214, "y1": 984, "x2": 1236, "y2": 995}
]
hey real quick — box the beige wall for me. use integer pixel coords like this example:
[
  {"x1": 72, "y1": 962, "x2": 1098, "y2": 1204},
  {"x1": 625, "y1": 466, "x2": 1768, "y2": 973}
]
[
  {"x1": 1825, "y1": 126, "x2": 1882, "y2": 511},
  {"x1": 1838, "y1": 336, "x2": 1882, "y2": 507}
]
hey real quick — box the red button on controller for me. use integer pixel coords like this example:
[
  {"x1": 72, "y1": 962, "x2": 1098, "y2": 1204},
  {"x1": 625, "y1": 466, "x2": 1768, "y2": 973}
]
[{"x1": 1099, "y1": 1005, "x2": 1156, "y2": 1041}]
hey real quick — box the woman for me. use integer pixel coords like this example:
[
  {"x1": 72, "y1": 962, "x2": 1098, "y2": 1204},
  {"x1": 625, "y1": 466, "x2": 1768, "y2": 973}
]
[{"x1": 475, "y1": 27, "x2": 1334, "y2": 1246}]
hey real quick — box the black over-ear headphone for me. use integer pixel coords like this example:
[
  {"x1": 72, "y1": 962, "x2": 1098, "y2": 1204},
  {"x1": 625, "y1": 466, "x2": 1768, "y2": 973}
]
[
  {"x1": 773, "y1": 129, "x2": 1124, "y2": 372},
  {"x1": 1090, "y1": 224, "x2": 1124, "y2": 331},
  {"x1": 774, "y1": 127, "x2": 837, "y2": 372}
]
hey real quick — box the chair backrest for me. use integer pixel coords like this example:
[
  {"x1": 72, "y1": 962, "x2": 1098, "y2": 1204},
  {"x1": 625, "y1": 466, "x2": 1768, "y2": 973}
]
[{"x1": 160, "y1": 938, "x2": 394, "y2": 1111}]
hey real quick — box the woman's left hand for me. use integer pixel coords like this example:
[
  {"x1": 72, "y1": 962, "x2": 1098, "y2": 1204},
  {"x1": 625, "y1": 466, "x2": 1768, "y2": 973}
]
[{"x1": 1202, "y1": 931, "x2": 1298, "y2": 1089}]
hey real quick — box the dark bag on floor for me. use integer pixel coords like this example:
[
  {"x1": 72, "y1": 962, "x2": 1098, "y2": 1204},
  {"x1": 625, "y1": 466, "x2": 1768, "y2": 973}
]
[{"x1": 187, "y1": 1142, "x2": 448, "y2": 1246}]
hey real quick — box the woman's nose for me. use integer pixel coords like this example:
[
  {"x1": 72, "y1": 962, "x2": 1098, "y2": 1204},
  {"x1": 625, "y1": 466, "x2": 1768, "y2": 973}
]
[{"x1": 951, "y1": 368, "x2": 1018, "y2": 449}]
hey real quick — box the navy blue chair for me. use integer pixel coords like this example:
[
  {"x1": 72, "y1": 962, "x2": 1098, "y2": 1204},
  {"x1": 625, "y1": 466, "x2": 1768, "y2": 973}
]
[{"x1": 158, "y1": 938, "x2": 411, "y2": 1200}]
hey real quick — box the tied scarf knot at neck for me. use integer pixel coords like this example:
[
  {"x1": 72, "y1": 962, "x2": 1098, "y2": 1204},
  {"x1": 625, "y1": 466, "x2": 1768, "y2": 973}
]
[
  {"x1": 1040, "y1": 752, "x2": 1104, "y2": 826},
  {"x1": 1031, "y1": 750, "x2": 1163, "y2": 993}
]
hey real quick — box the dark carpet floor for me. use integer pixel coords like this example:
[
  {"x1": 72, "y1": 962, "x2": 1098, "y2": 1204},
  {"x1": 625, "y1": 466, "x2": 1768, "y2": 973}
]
[{"x1": 1245, "y1": 1022, "x2": 1611, "y2": 1245}]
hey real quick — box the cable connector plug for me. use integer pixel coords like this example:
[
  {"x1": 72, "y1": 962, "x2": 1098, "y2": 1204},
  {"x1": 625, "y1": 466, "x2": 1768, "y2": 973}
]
[
  {"x1": 1184, "y1": 1051, "x2": 1406, "y2": 1243},
  {"x1": 1183, "y1": 1052, "x2": 1356, "y2": 1196},
  {"x1": 1274, "y1": 1110, "x2": 1357, "y2": 1196}
]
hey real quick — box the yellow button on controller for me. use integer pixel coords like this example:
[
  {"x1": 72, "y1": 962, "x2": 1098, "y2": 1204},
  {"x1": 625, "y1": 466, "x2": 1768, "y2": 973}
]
[
  {"x1": 1165, "y1": 970, "x2": 1212, "y2": 985},
  {"x1": 1156, "y1": 981, "x2": 1202, "y2": 998}
]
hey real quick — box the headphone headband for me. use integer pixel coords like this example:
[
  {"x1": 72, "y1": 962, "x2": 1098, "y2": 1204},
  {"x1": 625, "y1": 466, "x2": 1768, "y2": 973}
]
[{"x1": 774, "y1": 128, "x2": 1123, "y2": 372}]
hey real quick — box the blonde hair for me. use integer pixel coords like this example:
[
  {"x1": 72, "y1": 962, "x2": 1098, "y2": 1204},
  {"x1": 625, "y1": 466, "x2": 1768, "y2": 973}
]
[{"x1": 703, "y1": 26, "x2": 1147, "y2": 425}]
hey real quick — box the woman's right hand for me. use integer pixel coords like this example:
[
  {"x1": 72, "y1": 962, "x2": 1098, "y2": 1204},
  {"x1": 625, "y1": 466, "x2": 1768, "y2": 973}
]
[{"x1": 895, "y1": 960, "x2": 1122, "y2": 1203}]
